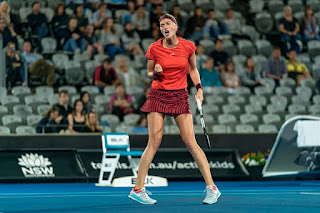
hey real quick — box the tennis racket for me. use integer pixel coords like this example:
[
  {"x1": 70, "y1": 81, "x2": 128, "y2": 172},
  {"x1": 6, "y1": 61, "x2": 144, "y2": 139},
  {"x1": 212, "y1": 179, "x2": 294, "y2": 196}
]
[{"x1": 196, "y1": 99, "x2": 211, "y2": 149}]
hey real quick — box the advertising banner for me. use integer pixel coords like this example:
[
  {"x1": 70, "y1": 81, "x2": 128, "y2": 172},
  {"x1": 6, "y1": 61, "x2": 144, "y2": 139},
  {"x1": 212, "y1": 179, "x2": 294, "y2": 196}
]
[
  {"x1": 0, "y1": 149, "x2": 87, "y2": 181},
  {"x1": 79, "y1": 148, "x2": 249, "y2": 180}
]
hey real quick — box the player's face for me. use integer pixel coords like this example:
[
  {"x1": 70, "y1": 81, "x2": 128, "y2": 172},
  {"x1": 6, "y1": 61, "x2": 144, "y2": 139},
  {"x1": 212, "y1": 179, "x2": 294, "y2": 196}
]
[{"x1": 160, "y1": 19, "x2": 177, "y2": 38}]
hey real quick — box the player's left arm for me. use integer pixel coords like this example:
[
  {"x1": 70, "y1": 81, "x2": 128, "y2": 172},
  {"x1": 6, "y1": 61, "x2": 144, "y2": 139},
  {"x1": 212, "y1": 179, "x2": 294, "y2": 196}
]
[{"x1": 189, "y1": 53, "x2": 203, "y2": 104}]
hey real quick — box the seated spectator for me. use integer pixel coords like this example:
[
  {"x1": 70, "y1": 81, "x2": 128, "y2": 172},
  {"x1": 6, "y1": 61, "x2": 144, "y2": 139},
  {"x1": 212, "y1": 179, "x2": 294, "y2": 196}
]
[
  {"x1": 204, "y1": 9, "x2": 226, "y2": 40},
  {"x1": 146, "y1": 0, "x2": 168, "y2": 12},
  {"x1": 36, "y1": 106, "x2": 67, "y2": 133},
  {"x1": 108, "y1": 82, "x2": 135, "y2": 121},
  {"x1": 123, "y1": 0, "x2": 136, "y2": 24},
  {"x1": 150, "y1": 4, "x2": 165, "y2": 31},
  {"x1": 94, "y1": 58, "x2": 119, "y2": 92},
  {"x1": 196, "y1": 44, "x2": 208, "y2": 71},
  {"x1": 286, "y1": 49, "x2": 312, "y2": 85},
  {"x1": 74, "y1": 4, "x2": 89, "y2": 34},
  {"x1": 210, "y1": 39, "x2": 229, "y2": 72},
  {"x1": 131, "y1": 115, "x2": 148, "y2": 134},
  {"x1": 51, "y1": 4, "x2": 69, "y2": 47},
  {"x1": 54, "y1": 90, "x2": 73, "y2": 120},
  {"x1": 80, "y1": 91, "x2": 94, "y2": 113},
  {"x1": 279, "y1": 6, "x2": 301, "y2": 53},
  {"x1": 121, "y1": 22, "x2": 143, "y2": 56},
  {"x1": 223, "y1": 8, "x2": 249, "y2": 40},
  {"x1": 186, "y1": 7, "x2": 205, "y2": 40},
  {"x1": 131, "y1": 5, "x2": 150, "y2": 39},
  {"x1": 264, "y1": 47, "x2": 288, "y2": 86},
  {"x1": 241, "y1": 57, "x2": 261, "y2": 92},
  {"x1": 0, "y1": 17, "x2": 17, "y2": 47},
  {"x1": 301, "y1": 5, "x2": 319, "y2": 42},
  {"x1": 116, "y1": 56, "x2": 141, "y2": 88},
  {"x1": 104, "y1": 0, "x2": 127, "y2": 10},
  {"x1": 61, "y1": 16, "x2": 86, "y2": 54},
  {"x1": 221, "y1": 61, "x2": 241, "y2": 91},
  {"x1": 83, "y1": 111, "x2": 102, "y2": 133},
  {"x1": 136, "y1": 87, "x2": 150, "y2": 114},
  {"x1": 92, "y1": 2, "x2": 112, "y2": 29},
  {"x1": 0, "y1": 1, "x2": 19, "y2": 36},
  {"x1": 5, "y1": 43, "x2": 24, "y2": 88},
  {"x1": 21, "y1": 41, "x2": 55, "y2": 86},
  {"x1": 85, "y1": 24, "x2": 104, "y2": 59},
  {"x1": 171, "y1": 4, "x2": 186, "y2": 37},
  {"x1": 27, "y1": 1, "x2": 48, "y2": 42},
  {"x1": 199, "y1": 57, "x2": 222, "y2": 93},
  {"x1": 100, "y1": 18, "x2": 124, "y2": 59},
  {"x1": 67, "y1": 99, "x2": 86, "y2": 134}
]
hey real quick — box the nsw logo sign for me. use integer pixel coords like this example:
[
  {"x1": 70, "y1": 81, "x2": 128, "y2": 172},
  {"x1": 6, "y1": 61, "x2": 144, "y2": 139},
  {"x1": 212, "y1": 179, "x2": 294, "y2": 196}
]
[{"x1": 18, "y1": 153, "x2": 55, "y2": 178}]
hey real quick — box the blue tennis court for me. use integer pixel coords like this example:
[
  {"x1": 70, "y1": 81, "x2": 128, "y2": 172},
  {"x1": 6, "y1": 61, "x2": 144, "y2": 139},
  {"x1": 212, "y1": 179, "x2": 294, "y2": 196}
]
[{"x1": 0, "y1": 181, "x2": 319, "y2": 213}]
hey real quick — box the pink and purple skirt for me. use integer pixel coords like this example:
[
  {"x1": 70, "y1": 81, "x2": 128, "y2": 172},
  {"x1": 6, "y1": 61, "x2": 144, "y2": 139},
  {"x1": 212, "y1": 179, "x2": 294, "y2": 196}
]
[{"x1": 141, "y1": 87, "x2": 191, "y2": 116}]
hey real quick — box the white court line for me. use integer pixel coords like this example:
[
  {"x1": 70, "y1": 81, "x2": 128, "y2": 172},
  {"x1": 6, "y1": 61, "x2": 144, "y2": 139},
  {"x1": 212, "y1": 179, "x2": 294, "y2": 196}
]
[
  {"x1": 300, "y1": 192, "x2": 320, "y2": 195},
  {"x1": 0, "y1": 192, "x2": 310, "y2": 199}
]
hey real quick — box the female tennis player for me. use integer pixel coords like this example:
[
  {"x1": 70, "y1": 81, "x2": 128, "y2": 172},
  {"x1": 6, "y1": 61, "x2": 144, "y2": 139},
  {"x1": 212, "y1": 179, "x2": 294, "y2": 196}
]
[{"x1": 128, "y1": 14, "x2": 221, "y2": 205}]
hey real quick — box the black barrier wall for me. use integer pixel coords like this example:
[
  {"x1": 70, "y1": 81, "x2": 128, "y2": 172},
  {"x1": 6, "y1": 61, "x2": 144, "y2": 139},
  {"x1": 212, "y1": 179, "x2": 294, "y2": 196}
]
[{"x1": 0, "y1": 134, "x2": 276, "y2": 156}]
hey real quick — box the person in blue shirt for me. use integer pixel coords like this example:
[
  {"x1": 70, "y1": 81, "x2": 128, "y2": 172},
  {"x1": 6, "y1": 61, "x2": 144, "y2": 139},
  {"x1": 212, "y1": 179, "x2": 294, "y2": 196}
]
[
  {"x1": 131, "y1": 115, "x2": 148, "y2": 134},
  {"x1": 199, "y1": 57, "x2": 222, "y2": 93}
]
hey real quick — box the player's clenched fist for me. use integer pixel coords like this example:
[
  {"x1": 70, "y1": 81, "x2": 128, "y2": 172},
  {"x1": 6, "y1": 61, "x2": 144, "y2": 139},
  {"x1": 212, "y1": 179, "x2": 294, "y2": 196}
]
[{"x1": 154, "y1": 64, "x2": 163, "y2": 75}]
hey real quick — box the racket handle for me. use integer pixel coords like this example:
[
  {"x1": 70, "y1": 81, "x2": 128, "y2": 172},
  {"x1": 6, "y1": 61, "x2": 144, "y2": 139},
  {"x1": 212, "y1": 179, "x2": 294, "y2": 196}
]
[{"x1": 196, "y1": 98, "x2": 202, "y2": 111}]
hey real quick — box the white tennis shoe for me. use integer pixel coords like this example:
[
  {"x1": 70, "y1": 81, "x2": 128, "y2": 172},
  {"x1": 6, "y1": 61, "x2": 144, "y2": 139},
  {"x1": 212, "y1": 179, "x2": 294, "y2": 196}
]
[
  {"x1": 203, "y1": 185, "x2": 221, "y2": 204},
  {"x1": 128, "y1": 187, "x2": 157, "y2": 205}
]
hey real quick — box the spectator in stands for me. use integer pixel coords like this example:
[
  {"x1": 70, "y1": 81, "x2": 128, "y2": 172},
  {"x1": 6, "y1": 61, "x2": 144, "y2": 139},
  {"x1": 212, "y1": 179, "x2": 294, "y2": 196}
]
[
  {"x1": 54, "y1": 90, "x2": 73, "y2": 120},
  {"x1": 80, "y1": 91, "x2": 93, "y2": 113},
  {"x1": 87, "y1": 0, "x2": 100, "y2": 10},
  {"x1": 136, "y1": 87, "x2": 150, "y2": 114},
  {"x1": 199, "y1": 57, "x2": 222, "y2": 93},
  {"x1": 67, "y1": 99, "x2": 86, "y2": 134},
  {"x1": 51, "y1": 4, "x2": 69, "y2": 47},
  {"x1": 0, "y1": 1, "x2": 19, "y2": 37},
  {"x1": 27, "y1": 1, "x2": 48, "y2": 42},
  {"x1": 62, "y1": 16, "x2": 86, "y2": 54},
  {"x1": 36, "y1": 106, "x2": 67, "y2": 133},
  {"x1": 151, "y1": 28, "x2": 161, "y2": 40},
  {"x1": 150, "y1": 4, "x2": 165, "y2": 31},
  {"x1": 221, "y1": 61, "x2": 241, "y2": 91},
  {"x1": 131, "y1": 5, "x2": 150, "y2": 39},
  {"x1": 223, "y1": 8, "x2": 249, "y2": 40},
  {"x1": 146, "y1": 0, "x2": 167, "y2": 12},
  {"x1": 279, "y1": 6, "x2": 301, "y2": 54},
  {"x1": 92, "y1": 2, "x2": 112, "y2": 29},
  {"x1": 104, "y1": 0, "x2": 127, "y2": 10},
  {"x1": 0, "y1": 17, "x2": 17, "y2": 48},
  {"x1": 74, "y1": 4, "x2": 89, "y2": 34},
  {"x1": 123, "y1": 0, "x2": 136, "y2": 24},
  {"x1": 116, "y1": 55, "x2": 140, "y2": 88},
  {"x1": 108, "y1": 82, "x2": 135, "y2": 121},
  {"x1": 21, "y1": 41, "x2": 55, "y2": 86},
  {"x1": 204, "y1": 9, "x2": 224, "y2": 40},
  {"x1": 186, "y1": 7, "x2": 205, "y2": 40},
  {"x1": 210, "y1": 39, "x2": 229, "y2": 72},
  {"x1": 241, "y1": 57, "x2": 261, "y2": 92},
  {"x1": 66, "y1": 0, "x2": 85, "y2": 10},
  {"x1": 121, "y1": 22, "x2": 143, "y2": 57},
  {"x1": 83, "y1": 111, "x2": 102, "y2": 133},
  {"x1": 301, "y1": 5, "x2": 320, "y2": 42},
  {"x1": 100, "y1": 18, "x2": 124, "y2": 59},
  {"x1": 264, "y1": 47, "x2": 288, "y2": 86},
  {"x1": 94, "y1": 58, "x2": 119, "y2": 92},
  {"x1": 85, "y1": 24, "x2": 104, "y2": 59},
  {"x1": 5, "y1": 45, "x2": 24, "y2": 88},
  {"x1": 286, "y1": 49, "x2": 312, "y2": 85},
  {"x1": 131, "y1": 115, "x2": 148, "y2": 134},
  {"x1": 196, "y1": 44, "x2": 208, "y2": 71},
  {"x1": 171, "y1": 4, "x2": 186, "y2": 37}
]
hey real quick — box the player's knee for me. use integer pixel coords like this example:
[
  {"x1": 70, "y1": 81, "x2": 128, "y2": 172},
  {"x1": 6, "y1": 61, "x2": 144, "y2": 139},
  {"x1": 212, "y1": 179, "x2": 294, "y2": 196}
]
[
  {"x1": 147, "y1": 135, "x2": 162, "y2": 150},
  {"x1": 184, "y1": 140, "x2": 198, "y2": 152}
]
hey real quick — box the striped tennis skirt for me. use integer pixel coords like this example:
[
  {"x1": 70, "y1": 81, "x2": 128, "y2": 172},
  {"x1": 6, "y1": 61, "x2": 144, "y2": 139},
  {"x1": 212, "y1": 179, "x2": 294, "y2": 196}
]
[{"x1": 141, "y1": 87, "x2": 191, "y2": 116}]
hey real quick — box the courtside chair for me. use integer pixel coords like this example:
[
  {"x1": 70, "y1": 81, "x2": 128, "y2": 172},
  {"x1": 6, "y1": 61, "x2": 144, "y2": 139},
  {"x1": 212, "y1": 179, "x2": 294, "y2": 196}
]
[
  {"x1": 262, "y1": 113, "x2": 282, "y2": 129},
  {"x1": 0, "y1": 106, "x2": 8, "y2": 121},
  {"x1": 279, "y1": 78, "x2": 296, "y2": 91},
  {"x1": 260, "y1": 78, "x2": 276, "y2": 92},
  {"x1": 240, "y1": 114, "x2": 259, "y2": 127},
  {"x1": 123, "y1": 114, "x2": 141, "y2": 126},
  {"x1": 249, "y1": 95, "x2": 268, "y2": 107},
  {"x1": 27, "y1": 115, "x2": 42, "y2": 127},
  {"x1": 255, "y1": 40, "x2": 272, "y2": 58},
  {"x1": 252, "y1": 55, "x2": 268, "y2": 74},
  {"x1": 13, "y1": 105, "x2": 32, "y2": 124},
  {"x1": 288, "y1": 0, "x2": 303, "y2": 13},
  {"x1": 270, "y1": 95, "x2": 288, "y2": 108},
  {"x1": 35, "y1": 86, "x2": 54, "y2": 103},
  {"x1": 115, "y1": 125, "x2": 134, "y2": 134},
  {"x1": 309, "y1": 105, "x2": 320, "y2": 115},
  {"x1": 235, "y1": 124, "x2": 255, "y2": 133},
  {"x1": 212, "y1": 124, "x2": 231, "y2": 133},
  {"x1": 16, "y1": 126, "x2": 36, "y2": 135},
  {"x1": 52, "y1": 53, "x2": 69, "y2": 70},
  {"x1": 296, "y1": 86, "x2": 313, "y2": 101},
  {"x1": 2, "y1": 115, "x2": 22, "y2": 133},
  {"x1": 268, "y1": 0, "x2": 284, "y2": 16},
  {"x1": 241, "y1": 25, "x2": 260, "y2": 42},
  {"x1": 25, "y1": 95, "x2": 47, "y2": 113},
  {"x1": 41, "y1": 37, "x2": 57, "y2": 55},
  {"x1": 258, "y1": 124, "x2": 277, "y2": 133},
  {"x1": 245, "y1": 104, "x2": 264, "y2": 120},
  {"x1": 1, "y1": 96, "x2": 20, "y2": 113},
  {"x1": 48, "y1": 94, "x2": 60, "y2": 106},
  {"x1": 213, "y1": 0, "x2": 230, "y2": 12},
  {"x1": 0, "y1": 126, "x2": 10, "y2": 134},
  {"x1": 288, "y1": 104, "x2": 307, "y2": 115},
  {"x1": 291, "y1": 95, "x2": 310, "y2": 107},
  {"x1": 249, "y1": 0, "x2": 264, "y2": 13},
  {"x1": 58, "y1": 86, "x2": 77, "y2": 96},
  {"x1": 275, "y1": 86, "x2": 293, "y2": 101},
  {"x1": 100, "y1": 114, "x2": 120, "y2": 130},
  {"x1": 254, "y1": 12, "x2": 274, "y2": 34},
  {"x1": 312, "y1": 95, "x2": 320, "y2": 105}
]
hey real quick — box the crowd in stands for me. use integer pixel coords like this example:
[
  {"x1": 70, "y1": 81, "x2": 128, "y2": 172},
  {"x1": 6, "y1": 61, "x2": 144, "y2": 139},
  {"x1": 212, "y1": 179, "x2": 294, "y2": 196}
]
[{"x1": 0, "y1": 0, "x2": 320, "y2": 134}]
